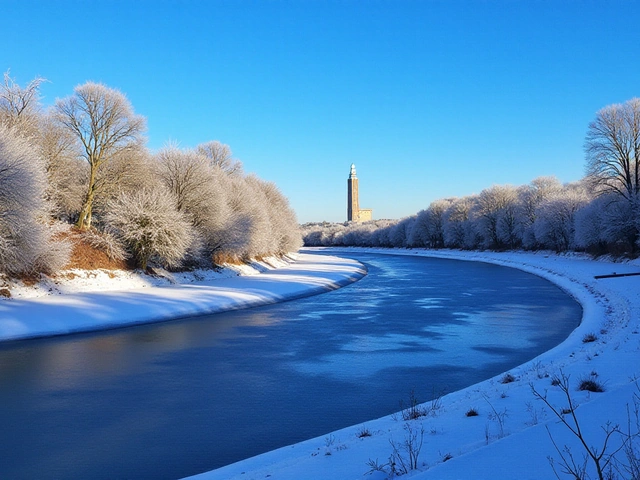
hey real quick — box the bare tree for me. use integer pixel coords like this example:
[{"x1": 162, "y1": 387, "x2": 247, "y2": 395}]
[
  {"x1": 54, "y1": 82, "x2": 146, "y2": 230},
  {"x1": 586, "y1": 98, "x2": 640, "y2": 203},
  {"x1": 196, "y1": 140, "x2": 243, "y2": 175},
  {"x1": 0, "y1": 70, "x2": 46, "y2": 137}
]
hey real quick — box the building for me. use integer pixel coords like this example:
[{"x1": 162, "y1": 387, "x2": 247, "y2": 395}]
[{"x1": 347, "y1": 163, "x2": 372, "y2": 222}]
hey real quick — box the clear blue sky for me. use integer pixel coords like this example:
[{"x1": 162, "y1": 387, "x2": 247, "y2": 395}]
[{"x1": 3, "y1": 0, "x2": 639, "y2": 223}]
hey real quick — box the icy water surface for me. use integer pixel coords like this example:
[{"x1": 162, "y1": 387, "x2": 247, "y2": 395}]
[{"x1": 0, "y1": 252, "x2": 581, "y2": 479}]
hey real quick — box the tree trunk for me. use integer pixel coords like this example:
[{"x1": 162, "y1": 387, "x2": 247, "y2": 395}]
[{"x1": 76, "y1": 162, "x2": 98, "y2": 230}]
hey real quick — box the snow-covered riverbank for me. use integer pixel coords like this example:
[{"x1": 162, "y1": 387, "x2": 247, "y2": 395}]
[
  {"x1": 190, "y1": 247, "x2": 640, "y2": 480},
  {"x1": 0, "y1": 253, "x2": 366, "y2": 342}
]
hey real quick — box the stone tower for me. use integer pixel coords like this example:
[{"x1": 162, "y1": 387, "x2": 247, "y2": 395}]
[
  {"x1": 347, "y1": 163, "x2": 359, "y2": 222},
  {"x1": 347, "y1": 164, "x2": 372, "y2": 222}
]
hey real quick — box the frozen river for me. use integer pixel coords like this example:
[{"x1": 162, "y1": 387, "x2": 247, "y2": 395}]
[{"x1": 0, "y1": 252, "x2": 581, "y2": 479}]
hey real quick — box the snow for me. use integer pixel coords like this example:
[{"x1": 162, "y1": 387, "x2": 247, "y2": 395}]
[
  {"x1": 1, "y1": 247, "x2": 639, "y2": 479},
  {"x1": 0, "y1": 253, "x2": 366, "y2": 342},
  {"x1": 187, "y1": 247, "x2": 640, "y2": 480}
]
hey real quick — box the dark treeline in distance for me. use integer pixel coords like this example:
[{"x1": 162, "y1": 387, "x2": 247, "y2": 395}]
[
  {"x1": 0, "y1": 72, "x2": 301, "y2": 276},
  {"x1": 304, "y1": 98, "x2": 640, "y2": 258}
]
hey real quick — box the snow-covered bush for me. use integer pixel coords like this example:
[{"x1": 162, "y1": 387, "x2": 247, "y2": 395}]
[
  {"x1": 104, "y1": 188, "x2": 193, "y2": 270},
  {"x1": 156, "y1": 146, "x2": 301, "y2": 263},
  {"x1": 156, "y1": 146, "x2": 232, "y2": 261},
  {"x1": 0, "y1": 125, "x2": 70, "y2": 274},
  {"x1": 252, "y1": 177, "x2": 302, "y2": 254},
  {"x1": 78, "y1": 228, "x2": 128, "y2": 262}
]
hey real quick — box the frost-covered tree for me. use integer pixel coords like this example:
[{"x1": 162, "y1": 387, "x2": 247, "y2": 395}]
[
  {"x1": 575, "y1": 193, "x2": 637, "y2": 255},
  {"x1": 196, "y1": 141, "x2": 243, "y2": 175},
  {"x1": 585, "y1": 98, "x2": 640, "y2": 249},
  {"x1": 387, "y1": 216, "x2": 413, "y2": 248},
  {"x1": 409, "y1": 199, "x2": 451, "y2": 248},
  {"x1": 93, "y1": 144, "x2": 155, "y2": 213},
  {"x1": 518, "y1": 177, "x2": 563, "y2": 249},
  {"x1": 156, "y1": 146, "x2": 230, "y2": 262},
  {"x1": 37, "y1": 113, "x2": 87, "y2": 221},
  {"x1": 55, "y1": 82, "x2": 146, "y2": 230},
  {"x1": 156, "y1": 146, "x2": 300, "y2": 263},
  {"x1": 443, "y1": 196, "x2": 474, "y2": 248},
  {"x1": 104, "y1": 188, "x2": 193, "y2": 270},
  {"x1": 0, "y1": 125, "x2": 70, "y2": 274},
  {"x1": 473, "y1": 185, "x2": 519, "y2": 249},
  {"x1": 0, "y1": 70, "x2": 45, "y2": 137},
  {"x1": 585, "y1": 98, "x2": 640, "y2": 202},
  {"x1": 534, "y1": 185, "x2": 589, "y2": 252},
  {"x1": 253, "y1": 177, "x2": 302, "y2": 254}
]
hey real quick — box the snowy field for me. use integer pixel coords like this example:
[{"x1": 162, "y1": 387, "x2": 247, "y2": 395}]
[
  {"x1": 190, "y1": 247, "x2": 640, "y2": 480},
  {"x1": 0, "y1": 253, "x2": 366, "y2": 342}
]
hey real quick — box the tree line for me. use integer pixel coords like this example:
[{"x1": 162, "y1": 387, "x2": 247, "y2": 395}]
[
  {"x1": 304, "y1": 98, "x2": 640, "y2": 257},
  {"x1": 0, "y1": 71, "x2": 301, "y2": 275}
]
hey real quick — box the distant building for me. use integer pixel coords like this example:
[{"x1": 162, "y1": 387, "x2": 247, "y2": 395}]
[{"x1": 347, "y1": 163, "x2": 372, "y2": 222}]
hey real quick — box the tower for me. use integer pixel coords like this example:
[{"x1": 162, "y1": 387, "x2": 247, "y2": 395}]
[
  {"x1": 347, "y1": 163, "x2": 359, "y2": 222},
  {"x1": 347, "y1": 164, "x2": 372, "y2": 222}
]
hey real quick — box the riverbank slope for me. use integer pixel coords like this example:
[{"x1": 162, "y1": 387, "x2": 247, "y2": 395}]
[
  {"x1": 191, "y1": 247, "x2": 640, "y2": 480},
  {"x1": 0, "y1": 253, "x2": 366, "y2": 342}
]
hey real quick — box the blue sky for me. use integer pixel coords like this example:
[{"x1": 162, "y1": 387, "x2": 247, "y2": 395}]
[{"x1": 3, "y1": 0, "x2": 639, "y2": 223}]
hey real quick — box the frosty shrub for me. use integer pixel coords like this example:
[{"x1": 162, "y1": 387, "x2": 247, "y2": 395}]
[
  {"x1": 0, "y1": 125, "x2": 70, "y2": 274},
  {"x1": 157, "y1": 145, "x2": 301, "y2": 264},
  {"x1": 156, "y1": 146, "x2": 231, "y2": 263},
  {"x1": 78, "y1": 228, "x2": 128, "y2": 262},
  {"x1": 261, "y1": 179, "x2": 303, "y2": 254},
  {"x1": 247, "y1": 176, "x2": 302, "y2": 256},
  {"x1": 104, "y1": 189, "x2": 193, "y2": 270}
]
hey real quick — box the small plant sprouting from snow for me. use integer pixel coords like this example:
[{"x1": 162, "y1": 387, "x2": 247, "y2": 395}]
[
  {"x1": 578, "y1": 376, "x2": 605, "y2": 393},
  {"x1": 398, "y1": 388, "x2": 444, "y2": 422},
  {"x1": 465, "y1": 407, "x2": 479, "y2": 417},
  {"x1": 356, "y1": 425, "x2": 372, "y2": 438}
]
